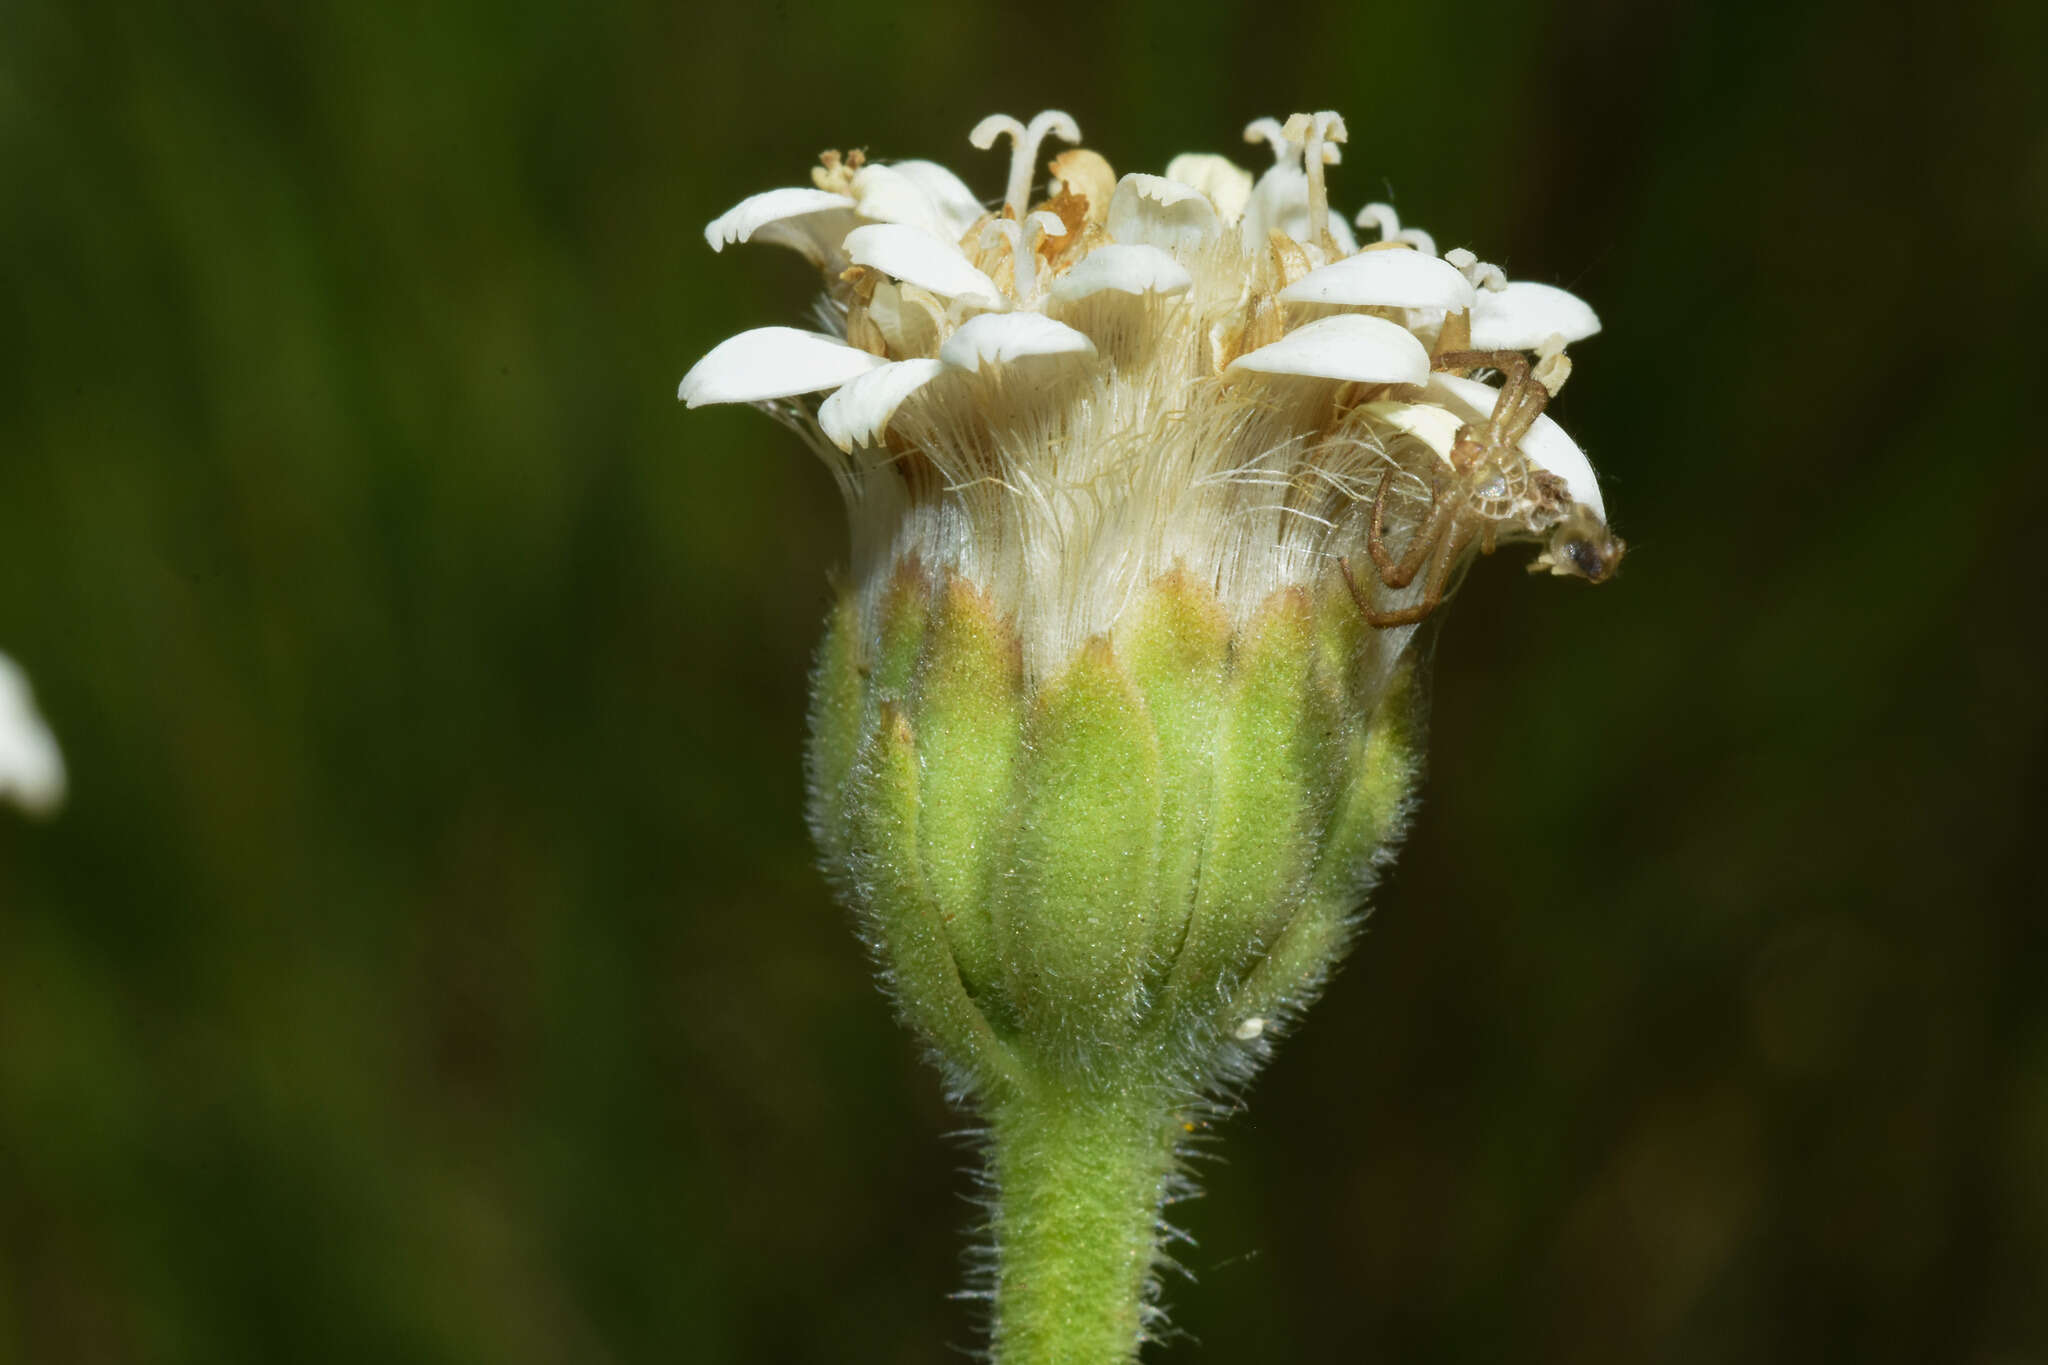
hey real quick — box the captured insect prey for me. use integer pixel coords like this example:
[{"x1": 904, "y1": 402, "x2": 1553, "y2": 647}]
[{"x1": 1341, "y1": 348, "x2": 1625, "y2": 628}]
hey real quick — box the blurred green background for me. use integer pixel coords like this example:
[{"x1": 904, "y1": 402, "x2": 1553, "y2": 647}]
[{"x1": 3, "y1": 0, "x2": 2043, "y2": 1360}]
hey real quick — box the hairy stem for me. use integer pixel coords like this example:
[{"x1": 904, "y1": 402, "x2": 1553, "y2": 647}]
[{"x1": 986, "y1": 1078, "x2": 1187, "y2": 1364}]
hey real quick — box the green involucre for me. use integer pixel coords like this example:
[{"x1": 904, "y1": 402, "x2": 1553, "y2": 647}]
[{"x1": 808, "y1": 564, "x2": 1420, "y2": 1093}]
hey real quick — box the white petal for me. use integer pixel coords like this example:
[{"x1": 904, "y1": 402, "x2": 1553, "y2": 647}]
[
  {"x1": 1237, "y1": 164, "x2": 1359, "y2": 254},
  {"x1": 1163, "y1": 153, "x2": 1254, "y2": 223},
  {"x1": 1049, "y1": 244, "x2": 1193, "y2": 302},
  {"x1": 1107, "y1": 174, "x2": 1221, "y2": 252},
  {"x1": 1227, "y1": 314, "x2": 1429, "y2": 385},
  {"x1": 1240, "y1": 165, "x2": 1305, "y2": 245},
  {"x1": 1468, "y1": 281, "x2": 1602, "y2": 350},
  {"x1": 817, "y1": 358, "x2": 947, "y2": 452},
  {"x1": 844, "y1": 164, "x2": 947, "y2": 237},
  {"x1": 0, "y1": 652, "x2": 64, "y2": 817},
  {"x1": 1426, "y1": 373, "x2": 1493, "y2": 418},
  {"x1": 939, "y1": 312, "x2": 1097, "y2": 373},
  {"x1": 678, "y1": 328, "x2": 887, "y2": 408},
  {"x1": 704, "y1": 187, "x2": 857, "y2": 263},
  {"x1": 1359, "y1": 400, "x2": 1464, "y2": 464},
  {"x1": 879, "y1": 160, "x2": 988, "y2": 241},
  {"x1": 867, "y1": 281, "x2": 940, "y2": 357},
  {"x1": 1429, "y1": 373, "x2": 1606, "y2": 519},
  {"x1": 1280, "y1": 248, "x2": 1478, "y2": 311},
  {"x1": 1519, "y1": 415, "x2": 1606, "y2": 522},
  {"x1": 844, "y1": 223, "x2": 1004, "y2": 307}
]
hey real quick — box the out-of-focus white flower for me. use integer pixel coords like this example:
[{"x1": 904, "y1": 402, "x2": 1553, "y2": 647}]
[
  {"x1": 680, "y1": 108, "x2": 1621, "y2": 676},
  {"x1": 0, "y1": 652, "x2": 65, "y2": 817}
]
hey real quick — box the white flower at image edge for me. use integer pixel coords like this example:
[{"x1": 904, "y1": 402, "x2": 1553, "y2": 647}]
[{"x1": 0, "y1": 652, "x2": 65, "y2": 817}]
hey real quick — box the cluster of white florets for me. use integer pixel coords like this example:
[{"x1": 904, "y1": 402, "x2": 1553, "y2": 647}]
[{"x1": 681, "y1": 110, "x2": 1615, "y2": 680}]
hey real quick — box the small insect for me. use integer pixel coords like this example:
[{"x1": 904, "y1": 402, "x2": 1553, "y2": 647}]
[{"x1": 1339, "y1": 348, "x2": 1624, "y2": 628}]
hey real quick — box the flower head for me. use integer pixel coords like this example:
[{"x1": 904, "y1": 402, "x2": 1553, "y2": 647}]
[{"x1": 682, "y1": 109, "x2": 1621, "y2": 683}]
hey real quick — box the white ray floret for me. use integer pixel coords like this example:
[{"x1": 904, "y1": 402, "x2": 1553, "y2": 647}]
[
  {"x1": 845, "y1": 223, "x2": 1005, "y2": 307},
  {"x1": 679, "y1": 327, "x2": 888, "y2": 408},
  {"x1": 1107, "y1": 174, "x2": 1221, "y2": 253},
  {"x1": 1162, "y1": 154, "x2": 1254, "y2": 223},
  {"x1": 704, "y1": 187, "x2": 860, "y2": 263},
  {"x1": 0, "y1": 652, "x2": 64, "y2": 818},
  {"x1": 819, "y1": 359, "x2": 948, "y2": 452},
  {"x1": 1429, "y1": 373, "x2": 1606, "y2": 519},
  {"x1": 1359, "y1": 401, "x2": 1465, "y2": 465},
  {"x1": 1228, "y1": 314, "x2": 1430, "y2": 385},
  {"x1": 1243, "y1": 170, "x2": 1355, "y2": 255},
  {"x1": 1049, "y1": 244, "x2": 1192, "y2": 302},
  {"x1": 1469, "y1": 281, "x2": 1603, "y2": 350},
  {"x1": 853, "y1": 161, "x2": 986, "y2": 241},
  {"x1": 1239, "y1": 113, "x2": 1357, "y2": 254},
  {"x1": 1280, "y1": 248, "x2": 1478, "y2": 310},
  {"x1": 866, "y1": 282, "x2": 943, "y2": 356},
  {"x1": 940, "y1": 312, "x2": 1097, "y2": 373}
]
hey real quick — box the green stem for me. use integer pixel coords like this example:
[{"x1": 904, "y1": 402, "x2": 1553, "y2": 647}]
[{"x1": 986, "y1": 1079, "x2": 1186, "y2": 1364}]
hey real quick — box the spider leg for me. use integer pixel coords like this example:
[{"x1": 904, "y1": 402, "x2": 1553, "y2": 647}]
[
  {"x1": 1342, "y1": 503, "x2": 1480, "y2": 629},
  {"x1": 1407, "y1": 512, "x2": 1477, "y2": 621},
  {"x1": 1339, "y1": 555, "x2": 1432, "y2": 629},
  {"x1": 1433, "y1": 349, "x2": 1534, "y2": 380},
  {"x1": 1436, "y1": 349, "x2": 1551, "y2": 449},
  {"x1": 1370, "y1": 470, "x2": 1459, "y2": 590},
  {"x1": 1501, "y1": 370, "x2": 1551, "y2": 449}
]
